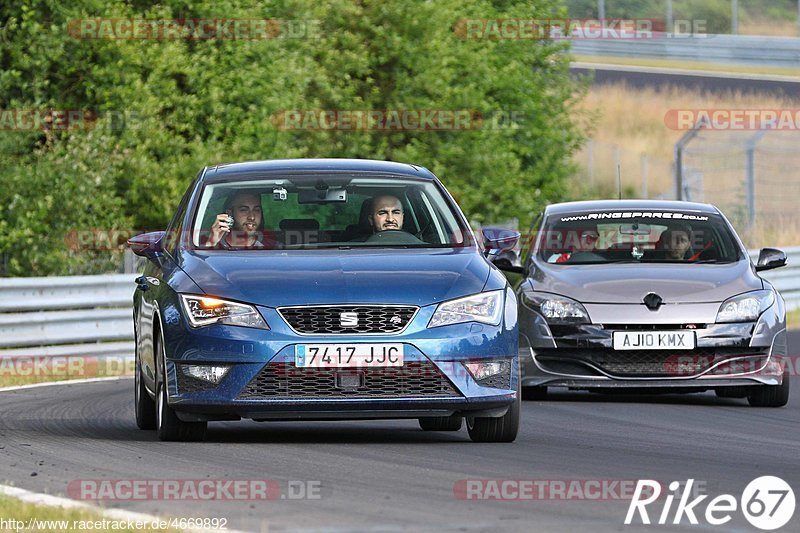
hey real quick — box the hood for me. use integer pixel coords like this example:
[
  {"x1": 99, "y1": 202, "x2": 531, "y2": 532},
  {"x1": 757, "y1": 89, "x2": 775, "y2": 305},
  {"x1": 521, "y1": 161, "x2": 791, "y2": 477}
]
[
  {"x1": 531, "y1": 260, "x2": 762, "y2": 304},
  {"x1": 178, "y1": 248, "x2": 490, "y2": 307}
]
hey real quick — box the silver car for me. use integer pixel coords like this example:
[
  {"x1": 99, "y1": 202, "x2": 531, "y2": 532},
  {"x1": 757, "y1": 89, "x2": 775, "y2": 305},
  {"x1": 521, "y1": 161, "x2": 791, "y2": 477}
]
[{"x1": 512, "y1": 200, "x2": 789, "y2": 406}]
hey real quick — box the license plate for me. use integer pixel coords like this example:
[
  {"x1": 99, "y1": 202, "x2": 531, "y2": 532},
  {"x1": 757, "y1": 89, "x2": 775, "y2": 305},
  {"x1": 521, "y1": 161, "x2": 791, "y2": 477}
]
[
  {"x1": 613, "y1": 331, "x2": 695, "y2": 350},
  {"x1": 294, "y1": 344, "x2": 404, "y2": 368}
]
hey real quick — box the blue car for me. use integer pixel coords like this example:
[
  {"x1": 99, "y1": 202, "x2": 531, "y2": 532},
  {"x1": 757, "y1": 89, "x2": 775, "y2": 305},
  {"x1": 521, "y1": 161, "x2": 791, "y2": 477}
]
[{"x1": 129, "y1": 159, "x2": 521, "y2": 442}]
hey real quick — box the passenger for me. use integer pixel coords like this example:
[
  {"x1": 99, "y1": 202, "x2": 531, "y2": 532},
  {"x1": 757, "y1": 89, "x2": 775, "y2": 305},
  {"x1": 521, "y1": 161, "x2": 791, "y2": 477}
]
[
  {"x1": 659, "y1": 225, "x2": 693, "y2": 260},
  {"x1": 550, "y1": 229, "x2": 599, "y2": 263},
  {"x1": 369, "y1": 195, "x2": 405, "y2": 233}
]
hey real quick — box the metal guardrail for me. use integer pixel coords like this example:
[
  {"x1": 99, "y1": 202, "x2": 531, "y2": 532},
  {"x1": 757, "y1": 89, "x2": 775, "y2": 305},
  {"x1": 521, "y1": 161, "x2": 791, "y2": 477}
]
[
  {"x1": 571, "y1": 33, "x2": 800, "y2": 68},
  {"x1": 0, "y1": 248, "x2": 797, "y2": 359},
  {"x1": 0, "y1": 274, "x2": 135, "y2": 359}
]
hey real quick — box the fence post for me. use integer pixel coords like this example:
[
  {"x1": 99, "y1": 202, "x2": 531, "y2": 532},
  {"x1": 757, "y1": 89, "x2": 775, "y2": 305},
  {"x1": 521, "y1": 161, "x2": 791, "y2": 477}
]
[
  {"x1": 674, "y1": 118, "x2": 708, "y2": 201},
  {"x1": 640, "y1": 154, "x2": 649, "y2": 198},
  {"x1": 744, "y1": 130, "x2": 768, "y2": 232},
  {"x1": 613, "y1": 145, "x2": 621, "y2": 198},
  {"x1": 667, "y1": 0, "x2": 673, "y2": 34}
]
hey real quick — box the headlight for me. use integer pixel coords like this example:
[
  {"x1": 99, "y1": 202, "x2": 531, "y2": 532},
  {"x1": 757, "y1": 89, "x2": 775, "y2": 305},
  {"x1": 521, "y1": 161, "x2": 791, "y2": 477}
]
[
  {"x1": 523, "y1": 291, "x2": 590, "y2": 324},
  {"x1": 716, "y1": 290, "x2": 775, "y2": 323},
  {"x1": 180, "y1": 295, "x2": 269, "y2": 329},
  {"x1": 428, "y1": 290, "x2": 504, "y2": 328}
]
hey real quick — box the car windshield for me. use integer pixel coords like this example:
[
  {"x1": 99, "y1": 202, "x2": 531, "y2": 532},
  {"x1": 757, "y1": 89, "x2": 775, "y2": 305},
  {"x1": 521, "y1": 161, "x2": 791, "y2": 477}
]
[
  {"x1": 190, "y1": 175, "x2": 472, "y2": 250},
  {"x1": 536, "y1": 209, "x2": 742, "y2": 264}
]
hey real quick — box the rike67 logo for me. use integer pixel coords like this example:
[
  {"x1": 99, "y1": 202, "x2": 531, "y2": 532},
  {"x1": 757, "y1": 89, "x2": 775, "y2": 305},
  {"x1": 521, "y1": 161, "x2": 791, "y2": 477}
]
[{"x1": 625, "y1": 477, "x2": 795, "y2": 530}]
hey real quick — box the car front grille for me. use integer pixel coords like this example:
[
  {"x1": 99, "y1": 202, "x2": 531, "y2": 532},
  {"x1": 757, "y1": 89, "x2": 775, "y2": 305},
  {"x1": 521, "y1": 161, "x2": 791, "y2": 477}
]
[
  {"x1": 238, "y1": 361, "x2": 461, "y2": 399},
  {"x1": 536, "y1": 348, "x2": 767, "y2": 378},
  {"x1": 277, "y1": 305, "x2": 417, "y2": 334}
]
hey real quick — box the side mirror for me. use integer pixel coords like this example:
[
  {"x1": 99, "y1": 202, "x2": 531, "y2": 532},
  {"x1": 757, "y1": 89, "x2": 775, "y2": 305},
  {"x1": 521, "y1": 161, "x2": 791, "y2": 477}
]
[
  {"x1": 755, "y1": 248, "x2": 787, "y2": 272},
  {"x1": 128, "y1": 231, "x2": 165, "y2": 259},
  {"x1": 481, "y1": 228, "x2": 524, "y2": 274},
  {"x1": 481, "y1": 228, "x2": 520, "y2": 255}
]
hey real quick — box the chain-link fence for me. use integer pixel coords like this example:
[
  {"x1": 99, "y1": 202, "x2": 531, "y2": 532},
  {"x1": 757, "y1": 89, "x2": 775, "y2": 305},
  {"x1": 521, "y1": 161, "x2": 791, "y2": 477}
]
[
  {"x1": 575, "y1": 133, "x2": 800, "y2": 248},
  {"x1": 680, "y1": 130, "x2": 800, "y2": 247},
  {"x1": 574, "y1": 139, "x2": 676, "y2": 201}
]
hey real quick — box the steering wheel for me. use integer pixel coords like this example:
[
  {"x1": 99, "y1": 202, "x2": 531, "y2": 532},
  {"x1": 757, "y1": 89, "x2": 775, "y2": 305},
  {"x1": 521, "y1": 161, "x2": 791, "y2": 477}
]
[{"x1": 365, "y1": 229, "x2": 425, "y2": 245}]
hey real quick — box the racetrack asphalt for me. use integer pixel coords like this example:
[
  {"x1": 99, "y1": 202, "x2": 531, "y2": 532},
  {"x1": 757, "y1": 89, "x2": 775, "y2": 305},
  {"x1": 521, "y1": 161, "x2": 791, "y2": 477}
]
[{"x1": 1, "y1": 331, "x2": 798, "y2": 532}]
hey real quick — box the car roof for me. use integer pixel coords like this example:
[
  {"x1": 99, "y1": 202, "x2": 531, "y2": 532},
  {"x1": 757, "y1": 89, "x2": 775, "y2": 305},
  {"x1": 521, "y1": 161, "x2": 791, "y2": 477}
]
[
  {"x1": 544, "y1": 199, "x2": 720, "y2": 216},
  {"x1": 202, "y1": 158, "x2": 435, "y2": 182}
]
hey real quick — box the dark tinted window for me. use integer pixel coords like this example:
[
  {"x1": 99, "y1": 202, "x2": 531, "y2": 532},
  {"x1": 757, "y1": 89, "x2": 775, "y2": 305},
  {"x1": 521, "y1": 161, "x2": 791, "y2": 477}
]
[
  {"x1": 536, "y1": 210, "x2": 741, "y2": 264},
  {"x1": 191, "y1": 175, "x2": 472, "y2": 250}
]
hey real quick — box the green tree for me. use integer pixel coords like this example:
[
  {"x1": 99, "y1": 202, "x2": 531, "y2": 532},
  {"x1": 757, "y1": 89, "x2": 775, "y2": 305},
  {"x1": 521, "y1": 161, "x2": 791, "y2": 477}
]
[{"x1": 0, "y1": 0, "x2": 586, "y2": 275}]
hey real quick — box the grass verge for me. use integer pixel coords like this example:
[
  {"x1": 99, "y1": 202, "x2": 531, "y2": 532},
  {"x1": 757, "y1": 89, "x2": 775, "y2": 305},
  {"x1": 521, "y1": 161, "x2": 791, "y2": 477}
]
[
  {"x1": 0, "y1": 494, "x2": 182, "y2": 533},
  {"x1": 0, "y1": 357, "x2": 133, "y2": 389},
  {"x1": 570, "y1": 81, "x2": 800, "y2": 248}
]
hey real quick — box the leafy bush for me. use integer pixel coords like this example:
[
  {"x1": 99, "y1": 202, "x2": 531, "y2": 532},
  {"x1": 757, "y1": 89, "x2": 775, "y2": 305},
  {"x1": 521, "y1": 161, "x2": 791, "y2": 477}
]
[{"x1": 0, "y1": 0, "x2": 586, "y2": 276}]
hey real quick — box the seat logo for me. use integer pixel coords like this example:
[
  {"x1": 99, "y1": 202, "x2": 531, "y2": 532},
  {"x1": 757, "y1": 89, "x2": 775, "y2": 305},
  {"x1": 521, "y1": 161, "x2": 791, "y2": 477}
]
[
  {"x1": 340, "y1": 312, "x2": 359, "y2": 327},
  {"x1": 389, "y1": 315, "x2": 402, "y2": 325}
]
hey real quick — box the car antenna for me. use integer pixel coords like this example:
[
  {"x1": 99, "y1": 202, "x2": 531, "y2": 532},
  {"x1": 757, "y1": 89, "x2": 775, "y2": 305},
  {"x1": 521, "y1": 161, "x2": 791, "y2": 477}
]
[{"x1": 617, "y1": 164, "x2": 622, "y2": 200}]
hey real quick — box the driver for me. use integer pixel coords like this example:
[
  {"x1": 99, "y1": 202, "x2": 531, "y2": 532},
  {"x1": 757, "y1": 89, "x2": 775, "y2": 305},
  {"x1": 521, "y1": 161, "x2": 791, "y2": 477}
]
[
  {"x1": 369, "y1": 195, "x2": 404, "y2": 233},
  {"x1": 205, "y1": 192, "x2": 265, "y2": 248}
]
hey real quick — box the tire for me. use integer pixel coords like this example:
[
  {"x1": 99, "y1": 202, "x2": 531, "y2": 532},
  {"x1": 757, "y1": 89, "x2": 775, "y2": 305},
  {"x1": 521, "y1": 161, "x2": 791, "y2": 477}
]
[
  {"x1": 715, "y1": 386, "x2": 749, "y2": 399},
  {"x1": 419, "y1": 415, "x2": 462, "y2": 431},
  {"x1": 467, "y1": 381, "x2": 521, "y2": 443},
  {"x1": 134, "y1": 347, "x2": 156, "y2": 430},
  {"x1": 155, "y1": 334, "x2": 207, "y2": 442},
  {"x1": 522, "y1": 386, "x2": 547, "y2": 401},
  {"x1": 747, "y1": 371, "x2": 790, "y2": 407}
]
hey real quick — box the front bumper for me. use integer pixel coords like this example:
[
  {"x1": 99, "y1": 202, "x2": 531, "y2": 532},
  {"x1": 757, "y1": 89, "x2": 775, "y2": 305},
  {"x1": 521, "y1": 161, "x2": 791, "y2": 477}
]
[
  {"x1": 161, "y1": 302, "x2": 519, "y2": 421},
  {"x1": 520, "y1": 321, "x2": 787, "y2": 390}
]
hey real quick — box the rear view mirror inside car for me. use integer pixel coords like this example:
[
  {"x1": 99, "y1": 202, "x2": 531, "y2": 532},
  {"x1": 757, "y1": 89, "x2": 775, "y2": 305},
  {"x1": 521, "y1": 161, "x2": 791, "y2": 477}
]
[
  {"x1": 619, "y1": 223, "x2": 651, "y2": 235},
  {"x1": 298, "y1": 187, "x2": 347, "y2": 203}
]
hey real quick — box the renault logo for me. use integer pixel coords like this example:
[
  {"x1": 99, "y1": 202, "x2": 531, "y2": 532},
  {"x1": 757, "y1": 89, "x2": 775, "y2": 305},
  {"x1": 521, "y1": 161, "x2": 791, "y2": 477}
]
[
  {"x1": 340, "y1": 312, "x2": 359, "y2": 327},
  {"x1": 643, "y1": 293, "x2": 663, "y2": 310}
]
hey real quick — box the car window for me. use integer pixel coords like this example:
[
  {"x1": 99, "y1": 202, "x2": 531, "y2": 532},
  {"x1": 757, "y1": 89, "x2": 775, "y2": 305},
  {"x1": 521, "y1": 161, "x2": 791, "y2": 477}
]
[
  {"x1": 190, "y1": 175, "x2": 472, "y2": 250},
  {"x1": 163, "y1": 177, "x2": 196, "y2": 257},
  {"x1": 536, "y1": 210, "x2": 741, "y2": 264}
]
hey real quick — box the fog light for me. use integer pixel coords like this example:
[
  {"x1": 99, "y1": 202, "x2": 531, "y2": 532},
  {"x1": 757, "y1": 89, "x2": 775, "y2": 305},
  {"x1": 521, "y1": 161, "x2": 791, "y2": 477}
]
[
  {"x1": 181, "y1": 364, "x2": 230, "y2": 384},
  {"x1": 464, "y1": 361, "x2": 506, "y2": 381}
]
